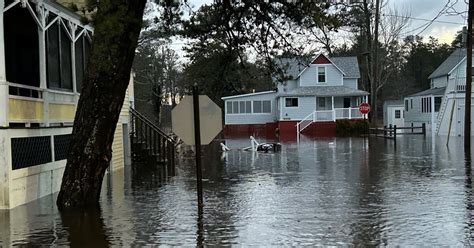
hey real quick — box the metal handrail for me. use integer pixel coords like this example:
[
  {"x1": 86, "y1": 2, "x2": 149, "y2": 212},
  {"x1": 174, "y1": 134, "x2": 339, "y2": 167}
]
[
  {"x1": 130, "y1": 107, "x2": 174, "y2": 143},
  {"x1": 296, "y1": 111, "x2": 315, "y2": 133}
]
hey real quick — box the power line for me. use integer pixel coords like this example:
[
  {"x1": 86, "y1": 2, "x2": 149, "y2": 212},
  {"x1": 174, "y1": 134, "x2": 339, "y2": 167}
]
[
  {"x1": 415, "y1": 0, "x2": 454, "y2": 36},
  {"x1": 382, "y1": 14, "x2": 465, "y2": 25}
]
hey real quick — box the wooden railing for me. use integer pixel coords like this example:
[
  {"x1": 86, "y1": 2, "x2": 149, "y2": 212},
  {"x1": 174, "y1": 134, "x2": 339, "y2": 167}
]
[
  {"x1": 370, "y1": 123, "x2": 426, "y2": 140},
  {"x1": 130, "y1": 108, "x2": 175, "y2": 175}
]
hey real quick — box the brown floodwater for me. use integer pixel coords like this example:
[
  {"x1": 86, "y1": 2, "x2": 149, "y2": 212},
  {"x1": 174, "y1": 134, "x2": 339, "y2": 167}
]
[{"x1": 1, "y1": 135, "x2": 474, "y2": 246}]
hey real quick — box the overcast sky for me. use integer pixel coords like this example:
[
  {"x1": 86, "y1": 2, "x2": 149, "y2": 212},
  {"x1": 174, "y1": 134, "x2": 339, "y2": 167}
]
[
  {"x1": 390, "y1": 0, "x2": 467, "y2": 43},
  {"x1": 169, "y1": 0, "x2": 468, "y2": 59}
]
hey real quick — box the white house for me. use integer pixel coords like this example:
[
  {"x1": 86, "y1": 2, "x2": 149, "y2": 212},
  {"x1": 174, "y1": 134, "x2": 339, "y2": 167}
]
[
  {"x1": 0, "y1": 0, "x2": 134, "y2": 209},
  {"x1": 222, "y1": 54, "x2": 369, "y2": 138},
  {"x1": 403, "y1": 48, "x2": 474, "y2": 136}
]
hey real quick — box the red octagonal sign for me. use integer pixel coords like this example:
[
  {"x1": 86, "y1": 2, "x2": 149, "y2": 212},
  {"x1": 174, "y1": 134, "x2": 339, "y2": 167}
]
[{"x1": 359, "y1": 102, "x2": 371, "y2": 114}]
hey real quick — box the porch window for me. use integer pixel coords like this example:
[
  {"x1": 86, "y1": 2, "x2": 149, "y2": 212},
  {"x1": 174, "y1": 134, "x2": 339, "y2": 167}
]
[
  {"x1": 238, "y1": 101, "x2": 251, "y2": 114},
  {"x1": 435, "y1": 97, "x2": 442, "y2": 112},
  {"x1": 75, "y1": 34, "x2": 91, "y2": 92},
  {"x1": 226, "y1": 102, "x2": 232, "y2": 114},
  {"x1": 4, "y1": 5, "x2": 40, "y2": 89},
  {"x1": 262, "y1": 101, "x2": 271, "y2": 113},
  {"x1": 245, "y1": 101, "x2": 252, "y2": 113},
  {"x1": 46, "y1": 21, "x2": 73, "y2": 91},
  {"x1": 285, "y1": 98, "x2": 298, "y2": 107},
  {"x1": 317, "y1": 67, "x2": 326, "y2": 83},
  {"x1": 253, "y1": 100, "x2": 271, "y2": 113},
  {"x1": 232, "y1": 101, "x2": 238, "y2": 113}
]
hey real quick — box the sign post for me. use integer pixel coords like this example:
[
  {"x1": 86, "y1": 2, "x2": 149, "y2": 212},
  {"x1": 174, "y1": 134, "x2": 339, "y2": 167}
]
[
  {"x1": 171, "y1": 88, "x2": 222, "y2": 208},
  {"x1": 192, "y1": 85, "x2": 203, "y2": 207}
]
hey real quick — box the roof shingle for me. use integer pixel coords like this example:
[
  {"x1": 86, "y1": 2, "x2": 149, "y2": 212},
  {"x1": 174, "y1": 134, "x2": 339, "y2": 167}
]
[{"x1": 278, "y1": 86, "x2": 369, "y2": 97}]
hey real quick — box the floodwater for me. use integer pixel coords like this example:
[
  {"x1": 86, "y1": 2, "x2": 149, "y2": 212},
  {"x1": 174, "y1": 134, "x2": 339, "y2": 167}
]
[{"x1": 1, "y1": 135, "x2": 474, "y2": 246}]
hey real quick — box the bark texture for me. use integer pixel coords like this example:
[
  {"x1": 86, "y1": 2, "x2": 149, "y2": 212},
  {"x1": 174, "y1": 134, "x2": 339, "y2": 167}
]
[{"x1": 57, "y1": 0, "x2": 146, "y2": 210}]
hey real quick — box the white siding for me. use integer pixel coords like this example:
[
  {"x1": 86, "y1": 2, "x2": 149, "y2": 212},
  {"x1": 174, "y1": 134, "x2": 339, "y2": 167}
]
[
  {"x1": 299, "y1": 64, "x2": 343, "y2": 87},
  {"x1": 280, "y1": 96, "x2": 316, "y2": 120},
  {"x1": 403, "y1": 96, "x2": 436, "y2": 124},
  {"x1": 224, "y1": 93, "x2": 277, "y2": 125},
  {"x1": 343, "y1": 78, "x2": 358, "y2": 89},
  {"x1": 431, "y1": 76, "x2": 448, "y2": 88}
]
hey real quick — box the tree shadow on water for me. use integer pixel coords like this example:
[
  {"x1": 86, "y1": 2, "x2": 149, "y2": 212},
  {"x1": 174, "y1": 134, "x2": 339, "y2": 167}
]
[{"x1": 60, "y1": 208, "x2": 111, "y2": 248}]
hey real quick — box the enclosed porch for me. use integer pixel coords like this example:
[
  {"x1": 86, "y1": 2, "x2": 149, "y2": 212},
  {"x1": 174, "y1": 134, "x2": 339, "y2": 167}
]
[{"x1": 0, "y1": 0, "x2": 92, "y2": 127}]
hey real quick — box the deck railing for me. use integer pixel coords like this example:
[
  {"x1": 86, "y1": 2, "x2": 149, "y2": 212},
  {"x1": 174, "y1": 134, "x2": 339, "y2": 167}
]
[{"x1": 296, "y1": 107, "x2": 364, "y2": 135}]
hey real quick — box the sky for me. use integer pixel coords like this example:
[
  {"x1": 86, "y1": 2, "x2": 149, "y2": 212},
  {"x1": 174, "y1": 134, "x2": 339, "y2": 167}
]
[
  {"x1": 389, "y1": 0, "x2": 468, "y2": 43},
  {"x1": 169, "y1": 0, "x2": 469, "y2": 60}
]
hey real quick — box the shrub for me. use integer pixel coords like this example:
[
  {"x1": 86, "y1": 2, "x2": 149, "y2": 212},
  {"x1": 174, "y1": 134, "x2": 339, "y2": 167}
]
[{"x1": 336, "y1": 119, "x2": 369, "y2": 136}]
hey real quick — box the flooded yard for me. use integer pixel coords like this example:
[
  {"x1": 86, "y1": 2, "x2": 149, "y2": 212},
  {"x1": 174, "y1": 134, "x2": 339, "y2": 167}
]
[{"x1": 1, "y1": 135, "x2": 473, "y2": 246}]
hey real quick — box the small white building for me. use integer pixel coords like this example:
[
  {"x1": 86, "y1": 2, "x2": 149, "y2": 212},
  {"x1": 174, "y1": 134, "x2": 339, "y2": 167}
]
[
  {"x1": 383, "y1": 100, "x2": 404, "y2": 128},
  {"x1": 222, "y1": 54, "x2": 369, "y2": 138}
]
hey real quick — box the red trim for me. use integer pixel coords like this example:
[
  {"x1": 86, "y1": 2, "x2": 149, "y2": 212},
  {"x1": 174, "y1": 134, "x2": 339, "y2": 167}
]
[
  {"x1": 300, "y1": 121, "x2": 336, "y2": 137},
  {"x1": 224, "y1": 120, "x2": 339, "y2": 141},
  {"x1": 312, "y1": 54, "x2": 331, "y2": 64}
]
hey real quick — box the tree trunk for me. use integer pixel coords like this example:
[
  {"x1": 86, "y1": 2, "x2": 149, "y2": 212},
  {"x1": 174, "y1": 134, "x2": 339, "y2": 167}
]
[{"x1": 57, "y1": 0, "x2": 147, "y2": 210}]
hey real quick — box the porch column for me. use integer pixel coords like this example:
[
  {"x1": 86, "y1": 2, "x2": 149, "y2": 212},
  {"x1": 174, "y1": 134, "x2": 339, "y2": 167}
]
[
  {"x1": 331, "y1": 96, "x2": 335, "y2": 121},
  {"x1": 0, "y1": 0, "x2": 8, "y2": 127},
  {"x1": 431, "y1": 95, "x2": 435, "y2": 136},
  {"x1": 37, "y1": 5, "x2": 50, "y2": 126},
  {"x1": 0, "y1": 1, "x2": 10, "y2": 210}
]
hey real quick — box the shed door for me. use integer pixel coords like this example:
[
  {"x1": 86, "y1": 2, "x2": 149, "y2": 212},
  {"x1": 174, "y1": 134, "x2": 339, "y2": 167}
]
[{"x1": 391, "y1": 107, "x2": 405, "y2": 128}]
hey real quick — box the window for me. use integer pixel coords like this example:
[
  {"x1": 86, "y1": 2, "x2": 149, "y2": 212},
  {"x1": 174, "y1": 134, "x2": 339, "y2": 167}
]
[
  {"x1": 343, "y1": 97, "x2": 351, "y2": 108},
  {"x1": 421, "y1": 97, "x2": 432, "y2": 113},
  {"x1": 405, "y1": 100, "x2": 408, "y2": 112},
  {"x1": 254, "y1": 100, "x2": 271, "y2": 113},
  {"x1": 227, "y1": 100, "x2": 267, "y2": 114},
  {"x1": 285, "y1": 98, "x2": 298, "y2": 107},
  {"x1": 227, "y1": 102, "x2": 232, "y2": 114},
  {"x1": 254, "y1": 101, "x2": 262, "y2": 113},
  {"x1": 318, "y1": 98, "x2": 326, "y2": 108},
  {"x1": 75, "y1": 34, "x2": 91, "y2": 92},
  {"x1": 4, "y1": 5, "x2": 40, "y2": 89},
  {"x1": 395, "y1": 110, "x2": 401, "y2": 119},
  {"x1": 245, "y1": 101, "x2": 251, "y2": 113},
  {"x1": 232, "y1": 101, "x2": 238, "y2": 113},
  {"x1": 46, "y1": 21, "x2": 73, "y2": 90},
  {"x1": 435, "y1": 97, "x2": 442, "y2": 112},
  {"x1": 262, "y1": 101, "x2": 271, "y2": 113},
  {"x1": 410, "y1": 99, "x2": 413, "y2": 109},
  {"x1": 239, "y1": 101, "x2": 245, "y2": 114},
  {"x1": 317, "y1": 67, "x2": 326, "y2": 83}
]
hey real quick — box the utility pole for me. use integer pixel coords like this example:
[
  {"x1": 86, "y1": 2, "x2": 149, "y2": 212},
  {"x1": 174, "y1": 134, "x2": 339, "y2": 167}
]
[
  {"x1": 465, "y1": 0, "x2": 473, "y2": 149},
  {"x1": 371, "y1": 0, "x2": 381, "y2": 123}
]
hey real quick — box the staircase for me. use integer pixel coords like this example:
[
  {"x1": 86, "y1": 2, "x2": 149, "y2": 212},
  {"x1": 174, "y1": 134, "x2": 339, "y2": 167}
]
[{"x1": 129, "y1": 108, "x2": 176, "y2": 176}]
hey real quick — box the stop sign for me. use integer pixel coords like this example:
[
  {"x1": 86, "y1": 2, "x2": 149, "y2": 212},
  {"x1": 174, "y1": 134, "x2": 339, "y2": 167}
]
[
  {"x1": 359, "y1": 102, "x2": 371, "y2": 114},
  {"x1": 172, "y1": 95, "x2": 222, "y2": 145}
]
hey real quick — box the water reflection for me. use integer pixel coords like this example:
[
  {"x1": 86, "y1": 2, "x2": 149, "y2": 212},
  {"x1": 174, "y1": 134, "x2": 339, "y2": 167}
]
[
  {"x1": 2, "y1": 136, "x2": 474, "y2": 246},
  {"x1": 60, "y1": 210, "x2": 110, "y2": 248}
]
